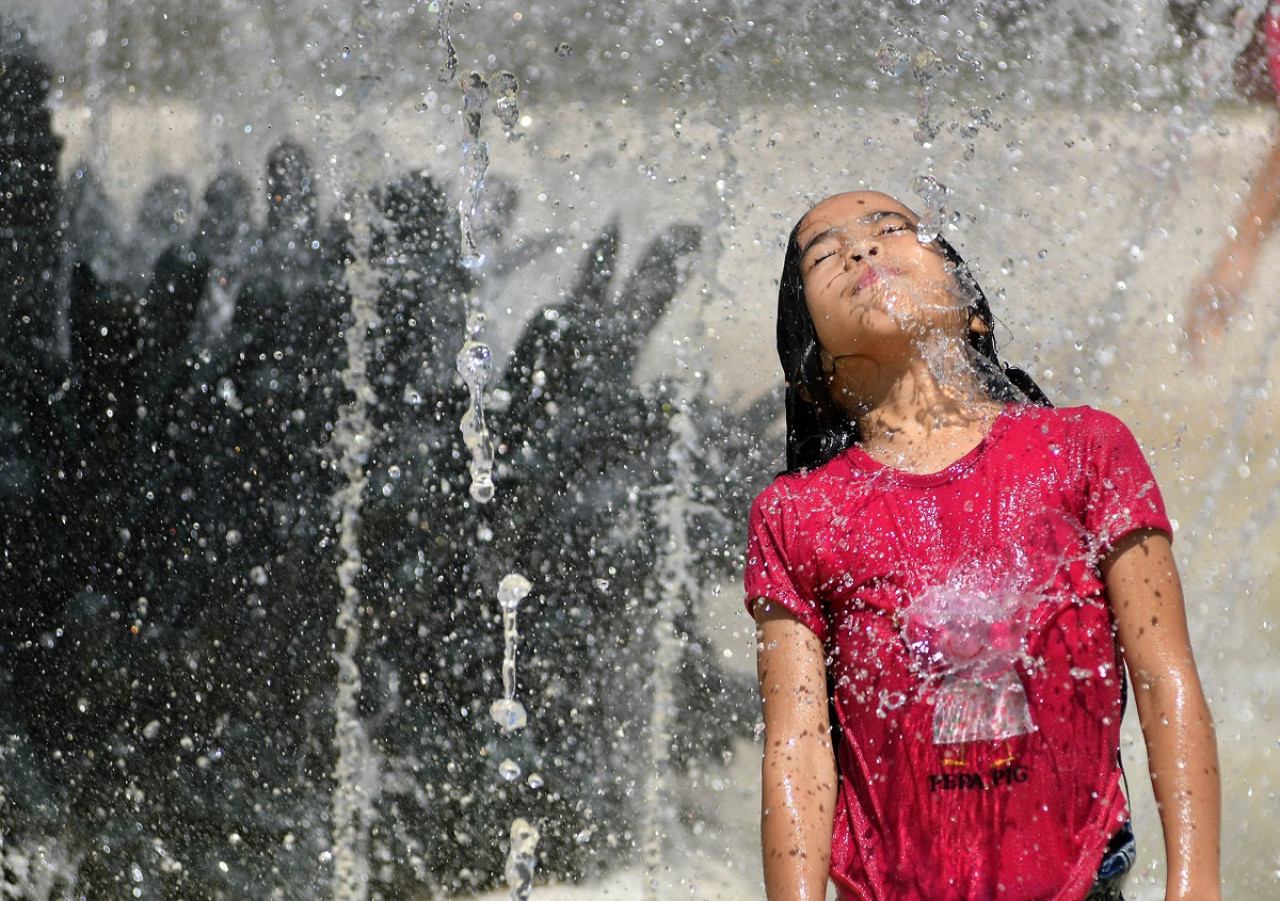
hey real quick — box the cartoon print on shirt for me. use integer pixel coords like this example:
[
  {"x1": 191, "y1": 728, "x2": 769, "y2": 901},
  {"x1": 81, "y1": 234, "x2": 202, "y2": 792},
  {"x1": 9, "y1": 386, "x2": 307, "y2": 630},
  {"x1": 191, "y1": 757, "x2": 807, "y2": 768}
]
[
  {"x1": 904, "y1": 560, "x2": 1040, "y2": 745},
  {"x1": 902, "y1": 510, "x2": 1093, "y2": 750}
]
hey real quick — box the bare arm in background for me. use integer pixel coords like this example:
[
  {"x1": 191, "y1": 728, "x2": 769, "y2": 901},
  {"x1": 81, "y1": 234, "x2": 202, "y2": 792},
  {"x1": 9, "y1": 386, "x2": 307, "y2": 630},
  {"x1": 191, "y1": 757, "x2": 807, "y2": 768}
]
[
  {"x1": 1104, "y1": 529, "x2": 1222, "y2": 901},
  {"x1": 753, "y1": 600, "x2": 837, "y2": 901},
  {"x1": 1186, "y1": 125, "x2": 1280, "y2": 354}
]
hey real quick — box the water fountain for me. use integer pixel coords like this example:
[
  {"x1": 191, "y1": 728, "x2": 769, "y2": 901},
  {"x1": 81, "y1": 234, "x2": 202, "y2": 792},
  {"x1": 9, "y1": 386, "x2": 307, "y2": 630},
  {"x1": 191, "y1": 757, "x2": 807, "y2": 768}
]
[{"x1": 2, "y1": 1, "x2": 1278, "y2": 899}]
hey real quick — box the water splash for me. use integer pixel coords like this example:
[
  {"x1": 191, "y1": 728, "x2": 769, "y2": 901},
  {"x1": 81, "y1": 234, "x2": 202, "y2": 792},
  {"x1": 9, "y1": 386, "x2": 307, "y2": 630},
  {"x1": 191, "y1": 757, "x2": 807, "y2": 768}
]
[
  {"x1": 456, "y1": 313, "x2": 496, "y2": 504},
  {"x1": 329, "y1": 188, "x2": 384, "y2": 901},
  {"x1": 459, "y1": 70, "x2": 491, "y2": 269},
  {"x1": 489, "y1": 572, "x2": 533, "y2": 731},
  {"x1": 491, "y1": 70, "x2": 521, "y2": 134},
  {"x1": 491, "y1": 576, "x2": 538, "y2": 899},
  {"x1": 873, "y1": 30, "x2": 954, "y2": 147},
  {"x1": 435, "y1": 0, "x2": 457, "y2": 83},
  {"x1": 910, "y1": 174, "x2": 950, "y2": 244},
  {"x1": 641, "y1": 407, "x2": 699, "y2": 900},
  {"x1": 1092, "y1": 1, "x2": 1271, "y2": 334},
  {"x1": 504, "y1": 817, "x2": 540, "y2": 901}
]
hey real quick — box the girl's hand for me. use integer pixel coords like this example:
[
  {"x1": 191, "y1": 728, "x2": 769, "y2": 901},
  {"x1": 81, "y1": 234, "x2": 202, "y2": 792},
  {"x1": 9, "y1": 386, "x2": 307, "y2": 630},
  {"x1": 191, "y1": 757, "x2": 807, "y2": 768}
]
[{"x1": 1104, "y1": 530, "x2": 1221, "y2": 901}]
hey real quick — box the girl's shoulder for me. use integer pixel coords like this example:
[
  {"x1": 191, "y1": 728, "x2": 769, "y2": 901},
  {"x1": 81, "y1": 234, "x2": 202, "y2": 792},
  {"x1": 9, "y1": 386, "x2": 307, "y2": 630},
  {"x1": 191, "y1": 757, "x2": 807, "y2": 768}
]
[
  {"x1": 750, "y1": 451, "x2": 854, "y2": 515},
  {"x1": 1005, "y1": 402, "x2": 1138, "y2": 442}
]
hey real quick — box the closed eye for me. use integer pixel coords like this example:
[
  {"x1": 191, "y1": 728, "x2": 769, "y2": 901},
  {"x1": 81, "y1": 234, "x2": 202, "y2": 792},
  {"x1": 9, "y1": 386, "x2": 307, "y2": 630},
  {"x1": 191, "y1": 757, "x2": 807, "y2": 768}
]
[{"x1": 804, "y1": 249, "x2": 838, "y2": 271}]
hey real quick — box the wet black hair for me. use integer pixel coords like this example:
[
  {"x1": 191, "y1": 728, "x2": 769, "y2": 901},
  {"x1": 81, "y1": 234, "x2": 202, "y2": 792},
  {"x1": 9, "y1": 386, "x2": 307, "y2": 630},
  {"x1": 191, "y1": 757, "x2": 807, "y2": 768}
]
[{"x1": 777, "y1": 210, "x2": 1050, "y2": 472}]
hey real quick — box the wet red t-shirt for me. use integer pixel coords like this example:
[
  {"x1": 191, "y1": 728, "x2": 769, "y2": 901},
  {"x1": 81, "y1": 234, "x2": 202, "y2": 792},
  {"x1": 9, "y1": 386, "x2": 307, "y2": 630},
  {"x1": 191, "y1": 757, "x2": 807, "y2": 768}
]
[{"x1": 745, "y1": 404, "x2": 1171, "y2": 901}]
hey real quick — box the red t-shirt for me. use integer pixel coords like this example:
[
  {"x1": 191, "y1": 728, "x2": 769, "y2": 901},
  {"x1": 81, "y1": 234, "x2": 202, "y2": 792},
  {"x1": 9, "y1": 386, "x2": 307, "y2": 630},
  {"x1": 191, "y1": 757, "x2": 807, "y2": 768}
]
[{"x1": 744, "y1": 404, "x2": 1171, "y2": 901}]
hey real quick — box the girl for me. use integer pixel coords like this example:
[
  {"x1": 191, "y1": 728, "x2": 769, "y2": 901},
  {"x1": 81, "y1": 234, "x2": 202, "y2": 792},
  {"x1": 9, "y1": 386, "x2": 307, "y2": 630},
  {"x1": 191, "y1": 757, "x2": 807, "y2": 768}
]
[{"x1": 745, "y1": 191, "x2": 1220, "y2": 900}]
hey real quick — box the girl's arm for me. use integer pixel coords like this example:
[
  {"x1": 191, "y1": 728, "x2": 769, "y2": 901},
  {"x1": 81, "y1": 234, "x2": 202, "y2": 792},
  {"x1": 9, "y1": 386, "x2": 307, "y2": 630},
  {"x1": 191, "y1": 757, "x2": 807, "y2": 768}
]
[
  {"x1": 1104, "y1": 529, "x2": 1221, "y2": 901},
  {"x1": 753, "y1": 600, "x2": 837, "y2": 901}
]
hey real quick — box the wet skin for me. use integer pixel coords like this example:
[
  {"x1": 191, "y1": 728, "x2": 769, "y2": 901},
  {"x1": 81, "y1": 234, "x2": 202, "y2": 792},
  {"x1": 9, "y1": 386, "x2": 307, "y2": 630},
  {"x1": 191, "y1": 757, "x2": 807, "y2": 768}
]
[
  {"x1": 796, "y1": 191, "x2": 964, "y2": 365},
  {"x1": 754, "y1": 191, "x2": 1222, "y2": 901},
  {"x1": 796, "y1": 190, "x2": 1002, "y2": 475}
]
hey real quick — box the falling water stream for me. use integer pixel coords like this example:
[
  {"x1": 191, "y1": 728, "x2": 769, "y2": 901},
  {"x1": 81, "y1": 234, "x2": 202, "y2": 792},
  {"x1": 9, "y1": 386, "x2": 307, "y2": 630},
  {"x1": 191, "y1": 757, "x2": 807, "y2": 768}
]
[{"x1": 2, "y1": 1, "x2": 1279, "y2": 898}]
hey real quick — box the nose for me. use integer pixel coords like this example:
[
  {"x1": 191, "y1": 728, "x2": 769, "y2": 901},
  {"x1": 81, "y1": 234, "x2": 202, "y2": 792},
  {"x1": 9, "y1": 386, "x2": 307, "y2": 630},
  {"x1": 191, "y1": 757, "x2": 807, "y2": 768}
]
[{"x1": 842, "y1": 238, "x2": 880, "y2": 267}]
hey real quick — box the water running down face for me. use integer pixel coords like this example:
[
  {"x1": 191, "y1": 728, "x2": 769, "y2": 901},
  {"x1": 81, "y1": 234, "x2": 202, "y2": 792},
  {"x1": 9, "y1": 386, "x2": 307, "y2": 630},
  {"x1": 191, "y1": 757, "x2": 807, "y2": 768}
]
[{"x1": 795, "y1": 191, "x2": 971, "y2": 367}]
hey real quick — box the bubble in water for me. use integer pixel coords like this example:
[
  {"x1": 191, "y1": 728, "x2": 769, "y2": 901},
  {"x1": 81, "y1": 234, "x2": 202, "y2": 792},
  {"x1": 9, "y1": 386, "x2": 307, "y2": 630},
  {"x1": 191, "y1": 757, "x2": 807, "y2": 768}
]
[
  {"x1": 875, "y1": 41, "x2": 908, "y2": 78},
  {"x1": 498, "y1": 758, "x2": 522, "y2": 781},
  {"x1": 555, "y1": 42, "x2": 572, "y2": 58},
  {"x1": 490, "y1": 698, "x2": 527, "y2": 731}
]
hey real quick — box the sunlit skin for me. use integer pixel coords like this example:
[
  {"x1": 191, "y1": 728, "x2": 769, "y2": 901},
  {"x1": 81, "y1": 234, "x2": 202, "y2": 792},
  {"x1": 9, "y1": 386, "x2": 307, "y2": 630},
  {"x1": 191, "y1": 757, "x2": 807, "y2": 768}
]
[
  {"x1": 753, "y1": 191, "x2": 1221, "y2": 901},
  {"x1": 1184, "y1": 129, "x2": 1280, "y2": 358},
  {"x1": 797, "y1": 190, "x2": 1003, "y2": 474}
]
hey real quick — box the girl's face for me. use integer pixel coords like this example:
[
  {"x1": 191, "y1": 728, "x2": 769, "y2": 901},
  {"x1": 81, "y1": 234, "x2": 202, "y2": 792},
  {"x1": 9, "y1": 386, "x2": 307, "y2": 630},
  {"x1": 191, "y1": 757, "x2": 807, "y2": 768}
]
[{"x1": 796, "y1": 191, "x2": 965, "y2": 363}]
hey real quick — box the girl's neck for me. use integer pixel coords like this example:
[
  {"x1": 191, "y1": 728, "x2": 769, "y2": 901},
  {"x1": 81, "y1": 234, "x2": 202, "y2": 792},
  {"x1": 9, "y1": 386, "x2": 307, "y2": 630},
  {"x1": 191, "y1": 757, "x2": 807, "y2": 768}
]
[{"x1": 833, "y1": 339, "x2": 1005, "y2": 473}]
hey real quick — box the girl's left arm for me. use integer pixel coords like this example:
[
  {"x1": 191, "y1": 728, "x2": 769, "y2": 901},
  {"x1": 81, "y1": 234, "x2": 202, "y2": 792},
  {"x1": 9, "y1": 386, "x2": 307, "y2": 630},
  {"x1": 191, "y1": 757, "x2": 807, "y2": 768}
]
[{"x1": 1104, "y1": 528, "x2": 1221, "y2": 901}]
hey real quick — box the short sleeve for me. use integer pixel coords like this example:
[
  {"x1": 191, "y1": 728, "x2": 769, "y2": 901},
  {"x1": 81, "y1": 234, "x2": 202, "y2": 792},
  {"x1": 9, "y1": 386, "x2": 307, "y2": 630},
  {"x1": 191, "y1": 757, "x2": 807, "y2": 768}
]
[
  {"x1": 1081, "y1": 410, "x2": 1173, "y2": 553},
  {"x1": 743, "y1": 478, "x2": 828, "y2": 642}
]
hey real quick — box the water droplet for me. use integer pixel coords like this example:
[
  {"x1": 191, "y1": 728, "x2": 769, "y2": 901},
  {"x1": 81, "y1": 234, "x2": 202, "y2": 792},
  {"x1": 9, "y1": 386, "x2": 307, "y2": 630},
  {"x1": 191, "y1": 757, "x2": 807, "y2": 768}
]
[
  {"x1": 911, "y1": 48, "x2": 945, "y2": 84},
  {"x1": 457, "y1": 314, "x2": 496, "y2": 503},
  {"x1": 505, "y1": 817, "x2": 541, "y2": 900},
  {"x1": 909, "y1": 174, "x2": 950, "y2": 243},
  {"x1": 490, "y1": 698, "x2": 527, "y2": 731},
  {"x1": 498, "y1": 574, "x2": 533, "y2": 610},
  {"x1": 491, "y1": 71, "x2": 520, "y2": 132},
  {"x1": 498, "y1": 758, "x2": 521, "y2": 781},
  {"x1": 875, "y1": 41, "x2": 908, "y2": 78}
]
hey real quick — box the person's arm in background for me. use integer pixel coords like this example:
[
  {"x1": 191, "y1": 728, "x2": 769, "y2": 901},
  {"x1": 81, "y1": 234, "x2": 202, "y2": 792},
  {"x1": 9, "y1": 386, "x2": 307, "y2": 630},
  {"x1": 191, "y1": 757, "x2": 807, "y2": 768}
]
[
  {"x1": 1186, "y1": 125, "x2": 1280, "y2": 353},
  {"x1": 1105, "y1": 529, "x2": 1221, "y2": 901},
  {"x1": 753, "y1": 600, "x2": 837, "y2": 901}
]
